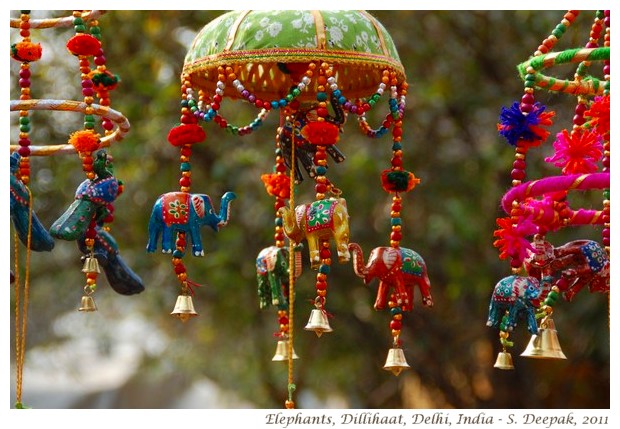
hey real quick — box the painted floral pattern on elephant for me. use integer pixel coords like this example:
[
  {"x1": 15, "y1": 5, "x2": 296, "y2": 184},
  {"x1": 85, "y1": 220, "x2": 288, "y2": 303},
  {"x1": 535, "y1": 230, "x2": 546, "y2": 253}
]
[{"x1": 306, "y1": 199, "x2": 336, "y2": 233}]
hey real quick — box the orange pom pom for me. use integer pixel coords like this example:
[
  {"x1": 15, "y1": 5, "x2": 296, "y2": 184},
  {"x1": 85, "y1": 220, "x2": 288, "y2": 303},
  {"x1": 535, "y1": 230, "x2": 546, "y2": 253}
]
[
  {"x1": 69, "y1": 129, "x2": 100, "y2": 153},
  {"x1": 261, "y1": 173, "x2": 291, "y2": 199},
  {"x1": 11, "y1": 41, "x2": 42, "y2": 62}
]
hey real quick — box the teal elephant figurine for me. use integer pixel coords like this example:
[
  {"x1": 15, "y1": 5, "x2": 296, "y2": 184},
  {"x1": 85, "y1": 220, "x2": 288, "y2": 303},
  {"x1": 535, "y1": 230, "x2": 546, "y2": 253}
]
[
  {"x1": 146, "y1": 191, "x2": 236, "y2": 256},
  {"x1": 10, "y1": 153, "x2": 54, "y2": 251},
  {"x1": 78, "y1": 225, "x2": 145, "y2": 296},
  {"x1": 50, "y1": 150, "x2": 120, "y2": 241},
  {"x1": 256, "y1": 245, "x2": 302, "y2": 310},
  {"x1": 486, "y1": 275, "x2": 553, "y2": 335}
]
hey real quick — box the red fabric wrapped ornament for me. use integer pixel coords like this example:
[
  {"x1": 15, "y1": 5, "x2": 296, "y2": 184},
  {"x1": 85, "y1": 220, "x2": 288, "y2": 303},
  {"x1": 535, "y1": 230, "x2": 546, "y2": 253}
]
[
  {"x1": 301, "y1": 121, "x2": 339, "y2": 145},
  {"x1": 66, "y1": 33, "x2": 102, "y2": 56},
  {"x1": 167, "y1": 124, "x2": 206, "y2": 147},
  {"x1": 11, "y1": 41, "x2": 42, "y2": 62},
  {"x1": 261, "y1": 173, "x2": 291, "y2": 199},
  {"x1": 380, "y1": 169, "x2": 420, "y2": 193}
]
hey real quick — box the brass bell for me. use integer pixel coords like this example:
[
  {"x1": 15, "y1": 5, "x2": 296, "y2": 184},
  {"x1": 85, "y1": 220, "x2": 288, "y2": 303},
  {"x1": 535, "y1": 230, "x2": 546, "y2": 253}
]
[
  {"x1": 521, "y1": 318, "x2": 567, "y2": 360},
  {"x1": 493, "y1": 351, "x2": 515, "y2": 370},
  {"x1": 82, "y1": 255, "x2": 100, "y2": 274},
  {"x1": 170, "y1": 294, "x2": 198, "y2": 322},
  {"x1": 272, "y1": 340, "x2": 300, "y2": 362},
  {"x1": 304, "y1": 308, "x2": 333, "y2": 337},
  {"x1": 383, "y1": 347, "x2": 410, "y2": 376},
  {"x1": 78, "y1": 294, "x2": 97, "y2": 312}
]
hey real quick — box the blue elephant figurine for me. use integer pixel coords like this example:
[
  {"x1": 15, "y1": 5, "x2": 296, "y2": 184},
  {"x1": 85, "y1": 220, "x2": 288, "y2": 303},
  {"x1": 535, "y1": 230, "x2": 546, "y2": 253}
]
[
  {"x1": 10, "y1": 153, "x2": 54, "y2": 251},
  {"x1": 256, "y1": 245, "x2": 302, "y2": 310},
  {"x1": 147, "y1": 191, "x2": 236, "y2": 256},
  {"x1": 78, "y1": 225, "x2": 145, "y2": 296},
  {"x1": 50, "y1": 150, "x2": 120, "y2": 241},
  {"x1": 486, "y1": 275, "x2": 553, "y2": 335}
]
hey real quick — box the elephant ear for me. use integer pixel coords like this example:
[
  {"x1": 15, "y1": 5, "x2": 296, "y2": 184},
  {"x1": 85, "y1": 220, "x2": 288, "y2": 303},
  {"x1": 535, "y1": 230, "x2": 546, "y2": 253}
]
[
  {"x1": 382, "y1": 247, "x2": 400, "y2": 269},
  {"x1": 192, "y1": 195, "x2": 207, "y2": 218}
]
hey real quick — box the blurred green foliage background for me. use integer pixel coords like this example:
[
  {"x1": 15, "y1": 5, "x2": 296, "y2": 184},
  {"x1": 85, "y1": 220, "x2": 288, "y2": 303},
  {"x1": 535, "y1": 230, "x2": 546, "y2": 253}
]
[{"x1": 9, "y1": 10, "x2": 609, "y2": 409}]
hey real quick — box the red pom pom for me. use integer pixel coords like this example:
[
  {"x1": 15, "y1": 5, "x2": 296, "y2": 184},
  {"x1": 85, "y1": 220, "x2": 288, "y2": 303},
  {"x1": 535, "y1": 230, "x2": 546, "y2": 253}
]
[
  {"x1": 167, "y1": 124, "x2": 206, "y2": 147},
  {"x1": 66, "y1": 34, "x2": 102, "y2": 56},
  {"x1": 300, "y1": 121, "x2": 340, "y2": 145}
]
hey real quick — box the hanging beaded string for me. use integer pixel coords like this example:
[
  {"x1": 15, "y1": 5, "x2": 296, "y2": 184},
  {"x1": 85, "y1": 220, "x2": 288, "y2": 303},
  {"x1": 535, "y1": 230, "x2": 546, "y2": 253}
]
[
  {"x1": 66, "y1": 10, "x2": 108, "y2": 304},
  {"x1": 12, "y1": 10, "x2": 41, "y2": 184},
  {"x1": 10, "y1": 10, "x2": 39, "y2": 407},
  {"x1": 169, "y1": 75, "x2": 204, "y2": 308}
]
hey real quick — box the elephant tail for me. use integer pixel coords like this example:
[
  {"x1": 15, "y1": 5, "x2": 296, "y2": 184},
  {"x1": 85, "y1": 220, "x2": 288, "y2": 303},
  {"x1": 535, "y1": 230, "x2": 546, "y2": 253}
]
[
  {"x1": 217, "y1": 191, "x2": 237, "y2": 227},
  {"x1": 101, "y1": 252, "x2": 145, "y2": 295}
]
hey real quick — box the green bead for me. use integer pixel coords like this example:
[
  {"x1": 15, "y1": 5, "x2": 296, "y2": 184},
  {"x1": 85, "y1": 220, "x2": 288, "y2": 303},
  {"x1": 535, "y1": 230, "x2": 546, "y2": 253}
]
[
  {"x1": 524, "y1": 73, "x2": 536, "y2": 81},
  {"x1": 19, "y1": 117, "x2": 30, "y2": 125},
  {"x1": 84, "y1": 122, "x2": 95, "y2": 130},
  {"x1": 188, "y1": 100, "x2": 196, "y2": 107},
  {"x1": 74, "y1": 24, "x2": 86, "y2": 33},
  {"x1": 316, "y1": 92, "x2": 328, "y2": 102},
  {"x1": 90, "y1": 26, "x2": 101, "y2": 35},
  {"x1": 19, "y1": 124, "x2": 30, "y2": 133},
  {"x1": 390, "y1": 306, "x2": 402, "y2": 316},
  {"x1": 73, "y1": 17, "x2": 84, "y2": 25},
  {"x1": 275, "y1": 217, "x2": 283, "y2": 227},
  {"x1": 603, "y1": 189, "x2": 610, "y2": 200},
  {"x1": 84, "y1": 114, "x2": 95, "y2": 123},
  {"x1": 368, "y1": 99, "x2": 376, "y2": 107},
  {"x1": 286, "y1": 94, "x2": 294, "y2": 102},
  {"x1": 524, "y1": 80, "x2": 536, "y2": 88},
  {"x1": 292, "y1": 88, "x2": 301, "y2": 97}
]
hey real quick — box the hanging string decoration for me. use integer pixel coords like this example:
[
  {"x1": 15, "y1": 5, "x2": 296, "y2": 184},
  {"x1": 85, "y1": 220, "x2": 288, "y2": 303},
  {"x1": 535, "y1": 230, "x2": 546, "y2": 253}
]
[
  {"x1": 488, "y1": 10, "x2": 610, "y2": 370},
  {"x1": 9, "y1": 10, "x2": 142, "y2": 408},
  {"x1": 160, "y1": 10, "x2": 432, "y2": 407}
]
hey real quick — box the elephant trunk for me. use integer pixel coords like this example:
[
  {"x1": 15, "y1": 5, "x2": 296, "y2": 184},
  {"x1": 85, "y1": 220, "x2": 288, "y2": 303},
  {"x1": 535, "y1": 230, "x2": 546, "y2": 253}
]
[
  {"x1": 217, "y1": 191, "x2": 237, "y2": 227},
  {"x1": 278, "y1": 206, "x2": 304, "y2": 244},
  {"x1": 348, "y1": 242, "x2": 368, "y2": 280}
]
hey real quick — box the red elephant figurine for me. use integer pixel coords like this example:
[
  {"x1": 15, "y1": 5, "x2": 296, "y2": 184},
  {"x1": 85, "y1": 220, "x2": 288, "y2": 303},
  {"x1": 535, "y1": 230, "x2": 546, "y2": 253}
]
[
  {"x1": 349, "y1": 243, "x2": 433, "y2": 311},
  {"x1": 525, "y1": 238, "x2": 609, "y2": 302}
]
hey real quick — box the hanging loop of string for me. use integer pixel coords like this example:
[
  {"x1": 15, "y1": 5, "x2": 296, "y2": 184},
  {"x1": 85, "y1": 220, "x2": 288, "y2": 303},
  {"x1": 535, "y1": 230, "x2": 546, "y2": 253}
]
[{"x1": 14, "y1": 186, "x2": 34, "y2": 408}]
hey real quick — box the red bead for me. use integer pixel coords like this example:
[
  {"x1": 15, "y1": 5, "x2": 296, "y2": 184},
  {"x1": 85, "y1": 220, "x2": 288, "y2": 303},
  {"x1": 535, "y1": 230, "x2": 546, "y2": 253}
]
[
  {"x1": 575, "y1": 103, "x2": 587, "y2": 114},
  {"x1": 511, "y1": 168, "x2": 526, "y2": 180},
  {"x1": 19, "y1": 69, "x2": 31, "y2": 79},
  {"x1": 391, "y1": 157, "x2": 403, "y2": 167},
  {"x1": 275, "y1": 163, "x2": 287, "y2": 173},
  {"x1": 319, "y1": 248, "x2": 331, "y2": 259},
  {"x1": 102, "y1": 119, "x2": 114, "y2": 131},
  {"x1": 278, "y1": 316, "x2": 289, "y2": 324},
  {"x1": 274, "y1": 200, "x2": 286, "y2": 210},
  {"x1": 315, "y1": 183, "x2": 328, "y2": 193},
  {"x1": 85, "y1": 228, "x2": 97, "y2": 239},
  {"x1": 180, "y1": 147, "x2": 192, "y2": 157},
  {"x1": 520, "y1": 103, "x2": 533, "y2": 113},
  {"x1": 316, "y1": 107, "x2": 329, "y2": 118},
  {"x1": 213, "y1": 94, "x2": 222, "y2": 103},
  {"x1": 211, "y1": 102, "x2": 220, "y2": 111},
  {"x1": 174, "y1": 264, "x2": 186, "y2": 274},
  {"x1": 390, "y1": 320, "x2": 402, "y2": 330},
  {"x1": 390, "y1": 231, "x2": 402, "y2": 241},
  {"x1": 392, "y1": 127, "x2": 403, "y2": 137},
  {"x1": 572, "y1": 114, "x2": 585, "y2": 126},
  {"x1": 521, "y1": 93, "x2": 535, "y2": 104},
  {"x1": 315, "y1": 281, "x2": 327, "y2": 291},
  {"x1": 18, "y1": 147, "x2": 30, "y2": 157},
  {"x1": 512, "y1": 159, "x2": 526, "y2": 170},
  {"x1": 179, "y1": 176, "x2": 191, "y2": 187},
  {"x1": 274, "y1": 232, "x2": 285, "y2": 241}
]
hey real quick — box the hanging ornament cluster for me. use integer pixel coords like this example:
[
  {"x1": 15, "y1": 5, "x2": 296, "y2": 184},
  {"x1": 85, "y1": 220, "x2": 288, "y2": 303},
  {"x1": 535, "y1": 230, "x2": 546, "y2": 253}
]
[
  {"x1": 153, "y1": 10, "x2": 434, "y2": 407},
  {"x1": 10, "y1": 10, "x2": 143, "y2": 408},
  {"x1": 487, "y1": 10, "x2": 610, "y2": 370}
]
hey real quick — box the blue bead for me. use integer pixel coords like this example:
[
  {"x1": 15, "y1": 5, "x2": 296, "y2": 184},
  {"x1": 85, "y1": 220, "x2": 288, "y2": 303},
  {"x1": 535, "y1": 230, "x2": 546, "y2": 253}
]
[
  {"x1": 315, "y1": 166, "x2": 327, "y2": 175},
  {"x1": 271, "y1": 101, "x2": 279, "y2": 109},
  {"x1": 392, "y1": 143, "x2": 402, "y2": 151},
  {"x1": 180, "y1": 162, "x2": 191, "y2": 172},
  {"x1": 338, "y1": 96, "x2": 347, "y2": 105},
  {"x1": 172, "y1": 250, "x2": 184, "y2": 258},
  {"x1": 317, "y1": 92, "x2": 328, "y2": 102},
  {"x1": 391, "y1": 218, "x2": 402, "y2": 226},
  {"x1": 279, "y1": 99, "x2": 287, "y2": 107},
  {"x1": 319, "y1": 264, "x2": 330, "y2": 274}
]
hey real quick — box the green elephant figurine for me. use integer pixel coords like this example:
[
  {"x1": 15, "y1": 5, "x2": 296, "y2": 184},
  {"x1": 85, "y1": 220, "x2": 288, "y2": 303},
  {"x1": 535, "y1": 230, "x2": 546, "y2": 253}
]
[
  {"x1": 278, "y1": 197, "x2": 350, "y2": 270},
  {"x1": 256, "y1": 245, "x2": 302, "y2": 310}
]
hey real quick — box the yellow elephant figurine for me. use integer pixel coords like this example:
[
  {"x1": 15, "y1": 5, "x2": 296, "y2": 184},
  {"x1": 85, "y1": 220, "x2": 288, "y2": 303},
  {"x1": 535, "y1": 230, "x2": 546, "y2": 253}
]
[{"x1": 279, "y1": 197, "x2": 350, "y2": 269}]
